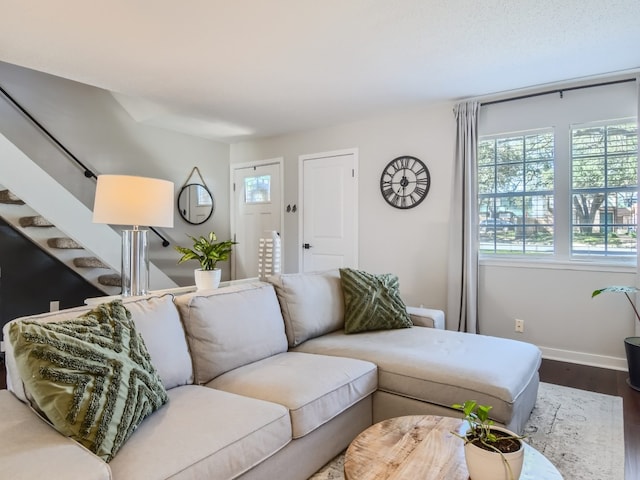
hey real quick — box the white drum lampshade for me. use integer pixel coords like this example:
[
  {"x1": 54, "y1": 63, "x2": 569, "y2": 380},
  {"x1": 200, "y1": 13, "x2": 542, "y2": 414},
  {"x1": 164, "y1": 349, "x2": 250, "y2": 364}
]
[{"x1": 93, "y1": 175, "x2": 174, "y2": 296}]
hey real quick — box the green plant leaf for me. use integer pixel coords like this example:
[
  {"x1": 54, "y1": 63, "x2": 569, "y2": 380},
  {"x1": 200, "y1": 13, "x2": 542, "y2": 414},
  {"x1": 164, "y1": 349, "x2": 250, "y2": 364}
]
[
  {"x1": 592, "y1": 285, "x2": 639, "y2": 297},
  {"x1": 591, "y1": 285, "x2": 640, "y2": 324},
  {"x1": 476, "y1": 404, "x2": 492, "y2": 422}
]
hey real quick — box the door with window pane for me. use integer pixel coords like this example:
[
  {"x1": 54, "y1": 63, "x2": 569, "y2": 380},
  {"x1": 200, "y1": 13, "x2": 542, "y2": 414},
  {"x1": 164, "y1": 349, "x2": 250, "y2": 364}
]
[{"x1": 232, "y1": 162, "x2": 282, "y2": 279}]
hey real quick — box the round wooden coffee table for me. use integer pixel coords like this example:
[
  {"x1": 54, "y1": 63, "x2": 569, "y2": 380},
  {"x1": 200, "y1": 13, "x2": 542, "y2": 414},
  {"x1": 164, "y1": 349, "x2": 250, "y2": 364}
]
[{"x1": 344, "y1": 415, "x2": 563, "y2": 480}]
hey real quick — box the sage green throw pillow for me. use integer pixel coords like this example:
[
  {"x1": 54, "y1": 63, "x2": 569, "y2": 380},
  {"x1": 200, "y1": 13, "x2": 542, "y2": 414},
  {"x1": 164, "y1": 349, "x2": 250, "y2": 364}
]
[
  {"x1": 339, "y1": 268, "x2": 412, "y2": 334},
  {"x1": 8, "y1": 300, "x2": 168, "y2": 462}
]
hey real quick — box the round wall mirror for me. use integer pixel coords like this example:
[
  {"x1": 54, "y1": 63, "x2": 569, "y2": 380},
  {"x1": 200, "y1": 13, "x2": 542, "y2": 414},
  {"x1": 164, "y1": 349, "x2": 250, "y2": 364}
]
[{"x1": 177, "y1": 183, "x2": 214, "y2": 225}]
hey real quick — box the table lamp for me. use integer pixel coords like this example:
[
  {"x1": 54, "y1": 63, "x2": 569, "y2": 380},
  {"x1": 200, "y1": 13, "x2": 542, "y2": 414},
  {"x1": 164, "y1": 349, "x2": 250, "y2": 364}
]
[{"x1": 93, "y1": 174, "x2": 174, "y2": 296}]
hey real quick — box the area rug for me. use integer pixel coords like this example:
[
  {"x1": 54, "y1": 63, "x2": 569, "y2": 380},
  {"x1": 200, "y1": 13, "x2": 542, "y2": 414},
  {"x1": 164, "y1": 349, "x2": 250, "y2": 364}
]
[{"x1": 309, "y1": 382, "x2": 624, "y2": 480}]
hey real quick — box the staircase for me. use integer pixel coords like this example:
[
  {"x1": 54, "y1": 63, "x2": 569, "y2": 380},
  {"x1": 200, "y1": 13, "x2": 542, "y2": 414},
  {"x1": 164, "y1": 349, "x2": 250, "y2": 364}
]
[
  {"x1": 0, "y1": 130, "x2": 176, "y2": 294},
  {"x1": 0, "y1": 186, "x2": 121, "y2": 295}
]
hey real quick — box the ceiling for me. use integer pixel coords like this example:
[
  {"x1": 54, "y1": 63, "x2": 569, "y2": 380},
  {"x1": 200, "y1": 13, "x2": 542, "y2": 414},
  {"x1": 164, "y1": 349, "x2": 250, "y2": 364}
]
[{"x1": 1, "y1": 1, "x2": 639, "y2": 143}]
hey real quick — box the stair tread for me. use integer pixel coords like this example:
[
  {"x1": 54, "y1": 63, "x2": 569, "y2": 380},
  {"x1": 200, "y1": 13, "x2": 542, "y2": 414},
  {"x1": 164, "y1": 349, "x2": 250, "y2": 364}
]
[
  {"x1": 98, "y1": 274, "x2": 122, "y2": 287},
  {"x1": 0, "y1": 190, "x2": 25, "y2": 205},
  {"x1": 73, "y1": 257, "x2": 109, "y2": 269},
  {"x1": 19, "y1": 215, "x2": 54, "y2": 228},
  {"x1": 48, "y1": 237, "x2": 83, "y2": 249}
]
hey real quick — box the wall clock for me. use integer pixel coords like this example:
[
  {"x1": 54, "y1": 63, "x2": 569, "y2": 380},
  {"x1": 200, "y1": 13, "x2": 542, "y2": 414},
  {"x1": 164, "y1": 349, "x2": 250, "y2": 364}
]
[{"x1": 380, "y1": 156, "x2": 431, "y2": 209}]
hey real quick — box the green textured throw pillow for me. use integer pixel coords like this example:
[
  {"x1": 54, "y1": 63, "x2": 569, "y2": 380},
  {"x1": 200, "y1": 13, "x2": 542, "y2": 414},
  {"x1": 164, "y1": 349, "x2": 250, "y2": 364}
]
[
  {"x1": 8, "y1": 300, "x2": 168, "y2": 462},
  {"x1": 339, "y1": 268, "x2": 412, "y2": 334}
]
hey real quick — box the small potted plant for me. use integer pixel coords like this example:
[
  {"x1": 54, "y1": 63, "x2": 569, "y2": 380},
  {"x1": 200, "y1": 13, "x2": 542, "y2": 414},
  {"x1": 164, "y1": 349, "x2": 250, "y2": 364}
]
[
  {"x1": 175, "y1": 232, "x2": 237, "y2": 290},
  {"x1": 452, "y1": 400, "x2": 525, "y2": 480},
  {"x1": 592, "y1": 286, "x2": 640, "y2": 390}
]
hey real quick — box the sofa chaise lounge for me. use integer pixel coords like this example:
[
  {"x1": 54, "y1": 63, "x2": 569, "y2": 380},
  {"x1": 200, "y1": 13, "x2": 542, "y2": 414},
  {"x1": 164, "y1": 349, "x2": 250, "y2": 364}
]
[{"x1": 0, "y1": 269, "x2": 541, "y2": 479}]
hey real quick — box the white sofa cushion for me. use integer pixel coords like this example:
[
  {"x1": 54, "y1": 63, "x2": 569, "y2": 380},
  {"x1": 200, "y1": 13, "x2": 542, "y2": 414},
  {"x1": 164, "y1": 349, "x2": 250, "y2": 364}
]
[
  {"x1": 109, "y1": 385, "x2": 291, "y2": 480},
  {"x1": 267, "y1": 270, "x2": 344, "y2": 347},
  {"x1": 174, "y1": 282, "x2": 288, "y2": 384},
  {"x1": 293, "y1": 327, "x2": 541, "y2": 428},
  {"x1": 208, "y1": 352, "x2": 377, "y2": 439},
  {"x1": 0, "y1": 390, "x2": 112, "y2": 480},
  {"x1": 3, "y1": 294, "x2": 193, "y2": 402},
  {"x1": 123, "y1": 294, "x2": 194, "y2": 389}
]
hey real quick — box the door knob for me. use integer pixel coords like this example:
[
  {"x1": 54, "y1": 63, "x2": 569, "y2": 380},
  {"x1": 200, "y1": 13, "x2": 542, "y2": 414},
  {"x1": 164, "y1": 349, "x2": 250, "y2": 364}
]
[{"x1": 303, "y1": 243, "x2": 312, "y2": 250}]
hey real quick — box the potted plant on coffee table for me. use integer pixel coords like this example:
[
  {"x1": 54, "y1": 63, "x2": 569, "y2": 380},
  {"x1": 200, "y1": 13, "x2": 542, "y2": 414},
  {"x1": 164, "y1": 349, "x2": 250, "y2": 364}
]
[
  {"x1": 175, "y1": 232, "x2": 237, "y2": 290},
  {"x1": 452, "y1": 400, "x2": 525, "y2": 480},
  {"x1": 592, "y1": 285, "x2": 640, "y2": 390}
]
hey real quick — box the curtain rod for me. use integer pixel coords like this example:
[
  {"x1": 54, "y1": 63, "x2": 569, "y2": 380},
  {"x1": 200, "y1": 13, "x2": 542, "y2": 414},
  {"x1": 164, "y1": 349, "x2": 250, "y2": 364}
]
[{"x1": 480, "y1": 77, "x2": 636, "y2": 107}]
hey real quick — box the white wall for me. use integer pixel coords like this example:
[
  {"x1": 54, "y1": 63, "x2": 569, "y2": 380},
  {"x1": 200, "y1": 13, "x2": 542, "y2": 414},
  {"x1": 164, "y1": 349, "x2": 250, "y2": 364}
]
[
  {"x1": 0, "y1": 61, "x2": 231, "y2": 285},
  {"x1": 231, "y1": 102, "x2": 457, "y2": 311},
  {"x1": 480, "y1": 261, "x2": 635, "y2": 369}
]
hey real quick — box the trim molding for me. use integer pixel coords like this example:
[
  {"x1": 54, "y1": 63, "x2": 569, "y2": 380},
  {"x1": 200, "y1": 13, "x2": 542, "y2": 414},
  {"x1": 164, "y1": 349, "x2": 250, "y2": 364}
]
[{"x1": 540, "y1": 346, "x2": 628, "y2": 371}]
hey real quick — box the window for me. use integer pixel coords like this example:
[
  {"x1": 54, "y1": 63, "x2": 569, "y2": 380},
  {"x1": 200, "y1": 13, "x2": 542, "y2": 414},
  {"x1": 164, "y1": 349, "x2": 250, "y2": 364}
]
[
  {"x1": 571, "y1": 121, "x2": 637, "y2": 256},
  {"x1": 478, "y1": 131, "x2": 554, "y2": 254},
  {"x1": 478, "y1": 119, "x2": 637, "y2": 259},
  {"x1": 244, "y1": 175, "x2": 271, "y2": 203}
]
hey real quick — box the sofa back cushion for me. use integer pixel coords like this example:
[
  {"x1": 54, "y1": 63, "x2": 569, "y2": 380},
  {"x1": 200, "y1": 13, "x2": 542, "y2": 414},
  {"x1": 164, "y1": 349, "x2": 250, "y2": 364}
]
[
  {"x1": 2, "y1": 294, "x2": 193, "y2": 402},
  {"x1": 174, "y1": 282, "x2": 288, "y2": 384},
  {"x1": 123, "y1": 294, "x2": 194, "y2": 389},
  {"x1": 267, "y1": 270, "x2": 344, "y2": 347}
]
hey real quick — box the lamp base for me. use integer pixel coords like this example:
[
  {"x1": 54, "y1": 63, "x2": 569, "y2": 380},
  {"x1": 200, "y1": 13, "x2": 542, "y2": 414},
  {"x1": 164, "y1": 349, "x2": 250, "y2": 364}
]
[{"x1": 121, "y1": 228, "x2": 149, "y2": 297}]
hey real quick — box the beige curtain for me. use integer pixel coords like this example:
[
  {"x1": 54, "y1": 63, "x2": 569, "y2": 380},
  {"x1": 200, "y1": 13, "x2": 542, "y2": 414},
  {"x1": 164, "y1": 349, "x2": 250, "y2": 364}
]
[{"x1": 447, "y1": 101, "x2": 480, "y2": 333}]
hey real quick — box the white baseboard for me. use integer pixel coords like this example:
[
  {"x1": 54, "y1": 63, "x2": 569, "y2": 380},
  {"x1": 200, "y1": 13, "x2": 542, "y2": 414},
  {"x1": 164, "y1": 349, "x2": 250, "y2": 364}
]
[{"x1": 540, "y1": 346, "x2": 628, "y2": 371}]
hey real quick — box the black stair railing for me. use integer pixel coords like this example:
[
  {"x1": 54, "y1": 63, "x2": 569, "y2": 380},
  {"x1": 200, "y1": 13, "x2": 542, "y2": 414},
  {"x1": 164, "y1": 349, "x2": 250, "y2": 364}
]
[{"x1": 0, "y1": 84, "x2": 170, "y2": 247}]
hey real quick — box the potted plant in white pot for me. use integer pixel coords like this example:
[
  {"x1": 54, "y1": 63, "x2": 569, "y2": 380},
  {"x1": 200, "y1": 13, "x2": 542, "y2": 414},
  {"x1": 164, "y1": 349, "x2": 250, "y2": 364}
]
[
  {"x1": 452, "y1": 400, "x2": 525, "y2": 480},
  {"x1": 175, "y1": 232, "x2": 237, "y2": 290},
  {"x1": 592, "y1": 285, "x2": 640, "y2": 390}
]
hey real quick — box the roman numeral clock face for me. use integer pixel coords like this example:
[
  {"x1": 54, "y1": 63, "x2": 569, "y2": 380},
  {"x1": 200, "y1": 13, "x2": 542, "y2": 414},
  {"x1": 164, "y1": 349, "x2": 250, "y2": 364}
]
[{"x1": 380, "y1": 156, "x2": 431, "y2": 209}]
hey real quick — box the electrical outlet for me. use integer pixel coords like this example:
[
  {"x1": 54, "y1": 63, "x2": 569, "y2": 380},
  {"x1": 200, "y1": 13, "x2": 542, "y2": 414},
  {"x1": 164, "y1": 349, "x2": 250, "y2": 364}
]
[
  {"x1": 515, "y1": 318, "x2": 525, "y2": 333},
  {"x1": 50, "y1": 300, "x2": 60, "y2": 312}
]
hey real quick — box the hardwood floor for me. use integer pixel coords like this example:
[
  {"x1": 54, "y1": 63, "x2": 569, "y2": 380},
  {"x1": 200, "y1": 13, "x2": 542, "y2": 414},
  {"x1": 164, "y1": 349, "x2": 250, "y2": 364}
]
[
  {"x1": 540, "y1": 358, "x2": 639, "y2": 480},
  {"x1": 0, "y1": 357, "x2": 636, "y2": 477}
]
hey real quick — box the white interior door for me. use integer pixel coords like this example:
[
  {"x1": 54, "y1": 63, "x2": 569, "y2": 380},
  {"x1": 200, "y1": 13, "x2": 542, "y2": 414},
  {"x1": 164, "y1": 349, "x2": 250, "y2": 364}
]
[
  {"x1": 300, "y1": 149, "x2": 358, "y2": 272},
  {"x1": 232, "y1": 161, "x2": 282, "y2": 279}
]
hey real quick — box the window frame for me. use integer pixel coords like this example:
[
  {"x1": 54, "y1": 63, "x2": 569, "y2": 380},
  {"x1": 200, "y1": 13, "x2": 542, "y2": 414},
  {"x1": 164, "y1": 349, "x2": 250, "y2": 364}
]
[
  {"x1": 243, "y1": 174, "x2": 272, "y2": 204},
  {"x1": 478, "y1": 128, "x2": 556, "y2": 257},
  {"x1": 570, "y1": 118, "x2": 638, "y2": 258},
  {"x1": 478, "y1": 118, "x2": 638, "y2": 265}
]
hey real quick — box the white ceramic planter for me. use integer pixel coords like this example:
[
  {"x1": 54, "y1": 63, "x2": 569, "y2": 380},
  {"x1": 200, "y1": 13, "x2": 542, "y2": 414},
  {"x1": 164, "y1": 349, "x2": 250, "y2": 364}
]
[
  {"x1": 194, "y1": 268, "x2": 221, "y2": 290},
  {"x1": 464, "y1": 426, "x2": 524, "y2": 480}
]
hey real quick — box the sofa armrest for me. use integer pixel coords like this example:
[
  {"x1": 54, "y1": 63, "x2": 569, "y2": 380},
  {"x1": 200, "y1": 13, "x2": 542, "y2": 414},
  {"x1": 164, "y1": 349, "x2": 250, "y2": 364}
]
[
  {"x1": 406, "y1": 306, "x2": 445, "y2": 330},
  {"x1": 0, "y1": 390, "x2": 111, "y2": 480}
]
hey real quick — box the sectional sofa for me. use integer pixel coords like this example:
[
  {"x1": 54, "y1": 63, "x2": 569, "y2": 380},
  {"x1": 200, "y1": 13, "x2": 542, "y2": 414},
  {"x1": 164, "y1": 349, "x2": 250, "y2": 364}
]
[{"x1": 0, "y1": 269, "x2": 542, "y2": 479}]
